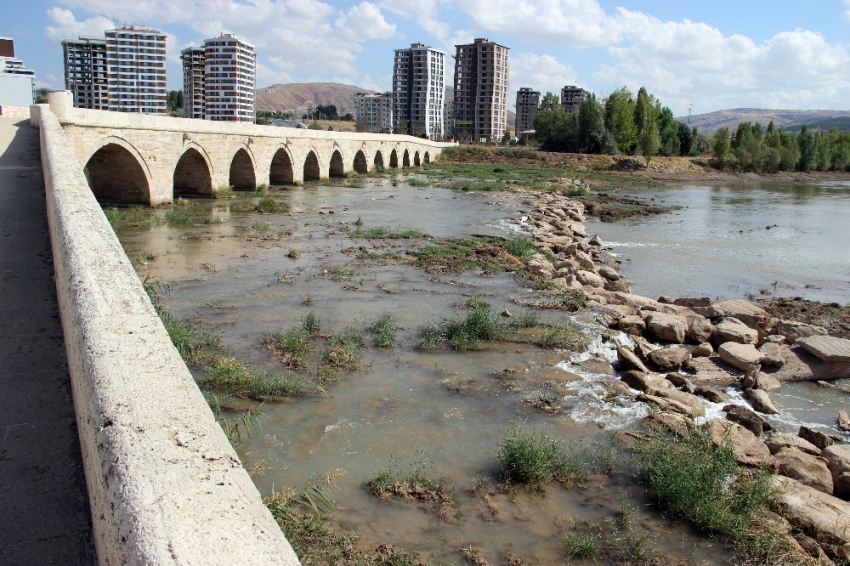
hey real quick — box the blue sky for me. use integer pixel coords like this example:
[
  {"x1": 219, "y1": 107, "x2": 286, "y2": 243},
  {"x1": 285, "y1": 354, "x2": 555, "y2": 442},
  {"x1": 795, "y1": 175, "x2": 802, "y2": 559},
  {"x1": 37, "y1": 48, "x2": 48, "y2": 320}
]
[{"x1": 4, "y1": 0, "x2": 850, "y2": 115}]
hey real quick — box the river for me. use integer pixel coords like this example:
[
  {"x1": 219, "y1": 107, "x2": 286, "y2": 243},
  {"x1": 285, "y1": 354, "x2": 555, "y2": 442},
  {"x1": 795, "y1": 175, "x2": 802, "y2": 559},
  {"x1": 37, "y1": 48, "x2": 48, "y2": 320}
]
[{"x1": 108, "y1": 175, "x2": 849, "y2": 565}]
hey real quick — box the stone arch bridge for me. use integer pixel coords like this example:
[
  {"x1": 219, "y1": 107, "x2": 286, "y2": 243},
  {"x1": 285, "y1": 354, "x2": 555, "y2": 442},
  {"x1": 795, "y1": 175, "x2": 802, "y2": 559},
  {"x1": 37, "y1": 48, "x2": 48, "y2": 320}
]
[{"x1": 47, "y1": 91, "x2": 454, "y2": 206}]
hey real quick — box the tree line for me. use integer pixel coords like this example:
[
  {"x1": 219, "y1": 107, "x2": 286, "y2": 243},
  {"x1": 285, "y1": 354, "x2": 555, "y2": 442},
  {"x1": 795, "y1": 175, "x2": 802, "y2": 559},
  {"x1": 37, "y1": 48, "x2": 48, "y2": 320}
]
[
  {"x1": 534, "y1": 87, "x2": 710, "y2": 161},
  {"x1": 713, "y1": 122, "x2": 850, "y2": 173}
]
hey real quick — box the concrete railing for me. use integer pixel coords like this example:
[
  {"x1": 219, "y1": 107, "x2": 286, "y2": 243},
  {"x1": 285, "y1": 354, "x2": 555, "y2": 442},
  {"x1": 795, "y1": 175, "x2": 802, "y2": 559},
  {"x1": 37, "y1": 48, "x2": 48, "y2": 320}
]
[{"x1": 35, "y1": 104, "x2": 301, "y2": 565}]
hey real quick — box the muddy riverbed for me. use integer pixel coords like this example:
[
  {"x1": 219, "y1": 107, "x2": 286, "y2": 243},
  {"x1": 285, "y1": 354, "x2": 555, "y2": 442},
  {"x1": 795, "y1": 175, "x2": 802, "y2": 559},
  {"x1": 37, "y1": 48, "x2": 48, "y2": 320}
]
[{"x1": 110, "y1": 175, "x2": 847, "y2": 565}]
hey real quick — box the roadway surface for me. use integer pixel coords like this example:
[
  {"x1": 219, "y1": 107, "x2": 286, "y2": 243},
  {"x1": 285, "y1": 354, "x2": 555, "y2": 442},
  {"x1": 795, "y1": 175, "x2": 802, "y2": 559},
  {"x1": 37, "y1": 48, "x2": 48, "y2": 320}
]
[{"x1": 0, "y1": 116, "x2": 95, "y2": 564}]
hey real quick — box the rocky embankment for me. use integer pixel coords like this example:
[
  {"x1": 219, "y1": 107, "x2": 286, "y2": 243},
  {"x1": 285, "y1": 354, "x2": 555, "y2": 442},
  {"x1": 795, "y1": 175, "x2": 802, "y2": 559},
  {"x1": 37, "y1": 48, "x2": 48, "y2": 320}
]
[{"x1": 519, "y1": 190, "x2": 850, "y2": 562}]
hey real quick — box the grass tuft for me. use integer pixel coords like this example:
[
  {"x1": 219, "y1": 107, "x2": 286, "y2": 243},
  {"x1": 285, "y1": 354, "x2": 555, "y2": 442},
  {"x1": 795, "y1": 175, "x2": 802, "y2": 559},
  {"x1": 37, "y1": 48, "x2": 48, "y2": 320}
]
[
  {"x1": 256, "y1": 195, "x2": 288, "y2": 213},
  {"x1": 206, "y1": 356, "x2": 309, "y2": 401},
  {"x1": 369, "y1": 313, "x2": 396, "y2": 347},
  {"x1": 351, "y1": 226, "x2": 427, "y2": 239},
  {"x1": 263, "y1": 313, "x2": 319, "y2": 369}
]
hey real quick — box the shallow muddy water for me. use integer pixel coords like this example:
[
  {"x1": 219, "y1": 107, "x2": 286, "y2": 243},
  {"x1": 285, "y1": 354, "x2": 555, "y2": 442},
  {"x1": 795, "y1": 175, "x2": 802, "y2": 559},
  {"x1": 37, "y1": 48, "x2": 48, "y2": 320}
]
[
  {"x1": 591, "y1": 181, "x2": 850, "y2": 304},
  {"x1": 112, "y1": 177, "x2": 736, "y2": 564}
]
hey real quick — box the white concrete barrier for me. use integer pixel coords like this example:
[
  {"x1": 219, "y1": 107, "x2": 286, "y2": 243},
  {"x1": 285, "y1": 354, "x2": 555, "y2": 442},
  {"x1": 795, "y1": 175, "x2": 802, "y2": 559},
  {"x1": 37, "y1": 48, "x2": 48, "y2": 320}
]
[{"x1": 37, "y1": 106, "x2": 301, "y2": 565}]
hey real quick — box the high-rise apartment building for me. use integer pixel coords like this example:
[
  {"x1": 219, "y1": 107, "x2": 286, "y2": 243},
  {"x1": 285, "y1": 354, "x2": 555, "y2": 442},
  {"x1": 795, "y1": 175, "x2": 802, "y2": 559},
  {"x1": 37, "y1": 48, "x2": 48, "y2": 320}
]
[
  {"x1": 561, "y1": 85, "x2": 589, "y2": 115},
  {"x1": 204, "y1": 34, "x2": 255, "y2": 122},
  {"x1": 453, "y1": 38, "x2": 510, "y2": 142},
  {"x1": 0, "y1": 36, "x2": 36, "y2": 108},
  {"x1": 393, "y1": 43, "x2": 445, "y2": 139},
  {"x1": 443, "y1": 98, "x2": 455, "y2": 140},
  {"x1": 181, "y1": 46, "x2": 205, "y2": 119},
  {"x1": 104, "y1": 26, "x2": 167, "y2": 114},
  {"x1": 62, "y1": 37, "x2": 108, "y2": 109},
  {"x1": 354, "y1": 92, "x2": 393, "y2": 133},
  {"x1": 516, "y1": 87, "x2": 539, "y2": 136}
]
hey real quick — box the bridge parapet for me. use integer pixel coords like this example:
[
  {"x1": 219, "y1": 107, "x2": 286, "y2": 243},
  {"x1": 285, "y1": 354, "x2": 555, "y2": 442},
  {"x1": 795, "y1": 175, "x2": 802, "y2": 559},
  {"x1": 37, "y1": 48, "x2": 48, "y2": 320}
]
[
  {"x1": 44, "y1": 91, "x2": 455, "y2": 205},
  {"x1": 37, "y1": 103, "x2": 302, "y2": 564}
]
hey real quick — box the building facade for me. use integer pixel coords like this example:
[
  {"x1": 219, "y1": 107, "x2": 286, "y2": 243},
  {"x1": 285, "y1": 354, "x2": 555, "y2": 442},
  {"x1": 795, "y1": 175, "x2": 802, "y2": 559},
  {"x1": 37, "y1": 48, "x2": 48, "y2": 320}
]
[
  {"x1": 443, "y1": 98, "x2": 455, "y2": 140},
  {"x1": 393, "y1": 43, "x2": 445, "y2": 139},
  {"x1": 104, "y1": 26, "x2": 167, "y2": 114},
  {"x1": 181, "y1": 47, "x2": 205, "y2": 119},
  {"x1": 0, "y1": 36, "x2": 35, "y2": 109},
  {"x1": 204, "y1": 34, "x2": 255, "y2": 122},
  {"x1": 515, "y1": 87, "x2": 539, "y2": 137},
  {"x1": 561, "y1": 85, "x2": 589, "y2": 115},
  {"x1": 453, "y1": 38, "x2": 510, "y2": 142},
  {"x1": 354, "y1": 92, "x2": 393, "y2": 133},
  {"x1": 62, "y1": 37, "x2": 108, "y2": 110}
]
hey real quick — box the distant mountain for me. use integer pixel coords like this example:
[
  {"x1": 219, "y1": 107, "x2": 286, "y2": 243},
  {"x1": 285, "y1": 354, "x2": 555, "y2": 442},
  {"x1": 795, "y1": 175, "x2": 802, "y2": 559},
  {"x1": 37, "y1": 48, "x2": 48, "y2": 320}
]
[
  {"x1": 781, "y1": 116, "x2": 850, "y2": 133},
  {"x1": 256, "y1": 82, "x2": 375, "y2": 116},
  {"x1": 675, "y1": 108, "x2": 850, "y2": 134},
  {"x1": 257, "y1": 82, "x2": 515, "y2": 130}
]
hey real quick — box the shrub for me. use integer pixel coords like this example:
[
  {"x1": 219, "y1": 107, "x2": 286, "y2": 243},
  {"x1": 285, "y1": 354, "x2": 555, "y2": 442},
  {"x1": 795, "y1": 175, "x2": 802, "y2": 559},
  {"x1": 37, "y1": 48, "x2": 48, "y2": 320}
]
[
  {"x1": 505, "y1": 234, "x2": 537, "y2": 260},
  {"x1": 497, "y1": 425, "x2": 563, "y2": 484},
  {"x1": 442, "y1": 303, "x2": 503, "y2": 350}
]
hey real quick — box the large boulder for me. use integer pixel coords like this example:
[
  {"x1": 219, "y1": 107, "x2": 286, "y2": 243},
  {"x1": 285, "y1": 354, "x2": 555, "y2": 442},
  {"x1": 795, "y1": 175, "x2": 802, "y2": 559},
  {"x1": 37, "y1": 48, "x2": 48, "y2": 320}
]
[
  {"x1": 574, "y1": 250, "x2": 595, "y2": 270},
  {"x1": 528, "y1": 256, "x2": 555, "y2": 278},
  {"x1": 706, "y1": 418, "x2": 772, "y2": 466},
  {"x1": 694, "y1": 385, "x2": 730, "y2": 403},
  {"x1": 718, "y1": 342, "x2": 765, "y2": 371},
  {"x1": 797, "y1": 336, "x2": 850, "y2": 363},
  {"x1": 723, "y1": 404, "x2": 773, "y2": 436},
  {"x1": 620, "y1": 370, "x2": 671, "y2": 393},
  {"x1": 577, "y1": 269, "x2": 605, "y2": 288},
  {"x1": 617, "y1": 315, "x2": 646, "y2": 337},
  {"x1": 687, "y1": 316, "x2": 714, "y2": 344},
  {"x1": 773, "y1": 475, "x2": 850, "y2": 548},
  {"x1": 743, "y1": 388, "x2": 780, "y2": 415},
  {"x1": 638, "y1": 393, "x2": 701, "y2": 418},
  {"x1": 617, "y1": 347, "x2": 650, "y2": 373},
  {"x1": 712, "y1": 298, "x2": 769, "y2": 329},
  {"x1": 765, "y1": 433, "x2": 821, "y2": 456},
  {"x1": 598, "y1": 265, "x2": 620, "y2": 281},
  {"x1": 840, "y1": 411, "x2": 850, "y2": 432},
  {"x1": 822, "y1": 445, "x2": 850, "y2": 499},
  {"x1": 644, "y1": 411, "x2": 694, "y2": 437},
  {"x1": 691, "y1": 342, "x2": 714, "y2": 357},
  {"x1": 648, "y1": 345, "x2": 690, "y2": 370},
  {"x1": 712, "y1": 318, "x2": 758, "y2": 345},
  {"x1": 800, "y1": 426, "x2": 837, "y2": 451},
  {"x1": 673, "y1": 297, "x2": 712, "y2": 308},
  {"x1": 758, "y1": 341, "x2": 786, "y2": 367},
  {"x1": 775, "y1": 320, "x2": 828, "y2": 343},
  {"x1": 775, "y1": 448, "x2": 834, "y2": 494},
  {"x1": 649, "y1": 387, "x2": 706, "y2": 417},
  {"x1": 645, "y1": 312, "x2": 688, "y2": 344}
]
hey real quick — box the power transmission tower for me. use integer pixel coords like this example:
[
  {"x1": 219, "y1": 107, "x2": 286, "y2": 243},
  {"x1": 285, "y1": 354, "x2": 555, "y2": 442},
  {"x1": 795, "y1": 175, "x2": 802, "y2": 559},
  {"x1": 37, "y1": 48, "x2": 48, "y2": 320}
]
[{"x1": 687, "y1": 104, "x2": 694, "y2": 124}]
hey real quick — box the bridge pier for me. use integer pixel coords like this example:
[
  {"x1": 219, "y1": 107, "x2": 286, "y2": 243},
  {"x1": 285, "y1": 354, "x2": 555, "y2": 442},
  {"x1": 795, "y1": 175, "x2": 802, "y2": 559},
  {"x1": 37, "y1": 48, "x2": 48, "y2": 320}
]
[{"x1": 46, "y1": 92, "x2": 454, "y2": 205}]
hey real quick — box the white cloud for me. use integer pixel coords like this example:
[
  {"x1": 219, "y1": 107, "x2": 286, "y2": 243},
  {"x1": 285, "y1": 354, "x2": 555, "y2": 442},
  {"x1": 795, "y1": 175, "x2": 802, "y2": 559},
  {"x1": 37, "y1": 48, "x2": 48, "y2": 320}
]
[
  {"x1": 49, "y1": 0, "x2": 398, "y2": 85},
  {"x1": 380, "y1": 0, "x2": 450, "y2": 40},
  {"x1": 456, "y1": 0, "x2": 616, "y2": 47},
  {"x1": 44, "y1": 8, "x2": 112, "y2": 44},
  {"x1": 511, "y1": 53, "x2": 578, "y2": 98}
]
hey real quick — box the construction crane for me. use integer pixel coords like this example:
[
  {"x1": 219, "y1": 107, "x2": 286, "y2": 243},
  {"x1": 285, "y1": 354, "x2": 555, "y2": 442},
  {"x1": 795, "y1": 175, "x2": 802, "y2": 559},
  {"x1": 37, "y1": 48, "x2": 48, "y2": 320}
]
[{"x1": 100, "y1": 13, "x2": 138, "y2": 29}]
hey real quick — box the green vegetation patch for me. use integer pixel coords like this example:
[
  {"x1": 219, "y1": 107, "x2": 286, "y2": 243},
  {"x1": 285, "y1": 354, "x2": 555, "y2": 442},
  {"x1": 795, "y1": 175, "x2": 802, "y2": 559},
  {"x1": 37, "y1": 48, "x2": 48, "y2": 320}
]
[
  {"x1": 205, "y1": 356, "x2": 309, "y2": 401},
  {"x1": 263, "y1": 313, "x2": 319, "y2": 368},
  {"x1": 320, "y1": 326, "x2": 365, "y2": 372},
  {"x1": 104, "y1": 205, "x2": 151, "y2": 226},
  {"x1": 497, "y1": 425, "x2": 592, "y2": 485},
  {"x1": 255, "y1": 195, "x2": 289, "y2": 213},
  {"x1": 412, "y1": 236, "x2": 525, "y2": 274},
  {"x1": 367, "y1": 452, "x2": 455, "y2": 518},
  {"x1": 369, "y1": 313, "x2": 396, "y2": 348},
  {"x1": 351, "y1": 226, "x2": 427, "y2": 239},
  {"x1": 265, "y1": 491, "x2": 428, "y2": 566},
  {"x1": 633, "y1": 427, "x2": 810, "y2": 564}
]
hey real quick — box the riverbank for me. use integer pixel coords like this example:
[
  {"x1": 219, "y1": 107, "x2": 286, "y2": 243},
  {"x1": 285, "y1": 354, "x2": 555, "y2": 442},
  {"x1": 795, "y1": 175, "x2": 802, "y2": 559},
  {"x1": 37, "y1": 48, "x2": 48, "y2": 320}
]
[{"x1": 442, "y1": 145, "x2": 850, "y2": 185}]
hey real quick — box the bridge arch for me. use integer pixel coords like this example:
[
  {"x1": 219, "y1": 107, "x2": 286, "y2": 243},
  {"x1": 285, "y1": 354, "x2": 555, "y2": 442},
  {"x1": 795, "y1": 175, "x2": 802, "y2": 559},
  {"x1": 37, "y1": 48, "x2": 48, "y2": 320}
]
[
  {"x1": 229, "y1": 147, "x2": 257, "y2": 190},
  {"x1": 84, "y1": 139, "x2": 151, "y2": 204},
  {"x1": 329, "y1": 149, "x2": 345, "y2": 178},
  {"x1": 374, "y1": 150, "x2": 384, "y2": 171},
  {"x1": 173, "y1": 144, "x2": 213, "y2": 197},
  {"x1": 389, "y1": 149, "x2": 398, "y2": 168},
  {"x1": 402, "y1": 149, "x2": 411, "y2": 168},
  {"x1": 353, "y1": 150, "x2": 368, "y2": 174},
  {"x1": 414, "y1": 151, "x2": 421, "y2": 167},
  {"x1": 303, "y1": 149, "x2": 321, "y2": 181},
  {"x1": 269, "y1": 146, "x2": 295, "y2": 185},
  {"x1": 424, "y1": 151, "x2": 431, "y2": 164}
]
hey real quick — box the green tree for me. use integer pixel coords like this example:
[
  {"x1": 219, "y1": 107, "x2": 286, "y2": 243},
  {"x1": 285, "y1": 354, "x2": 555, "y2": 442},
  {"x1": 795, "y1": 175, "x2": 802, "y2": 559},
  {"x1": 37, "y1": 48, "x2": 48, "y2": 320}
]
[
  {"x1": 577, "y1": 94, "x2": 611, "y2": 153},
  {"x1": 797, "y1": 125, "x2": 817, "y2": 171},
  {"x1": 634, "y1": 88, "x2": 660, "y2": 164},
  {"x1": 394, "y1": 118, "x2": 408, "y2": 135},
  {"x1": 355, "y1": 116, "x2": 369, "y2": 132},
  {"x1": 779, "y1": 131, "x2": 800, "y2": 171},
  {"x1": 713, "y1": 127, "x2": 731, "y2": 166},
  {"x1": 604, "y1": 87, "x2": 637, "y2": 154},
  {"x1": 676, "y1": 122, "x2": 693, "y2": 156},
  {"x1": 539, "y1": 92, "x2": 561, "y2": 111}
]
